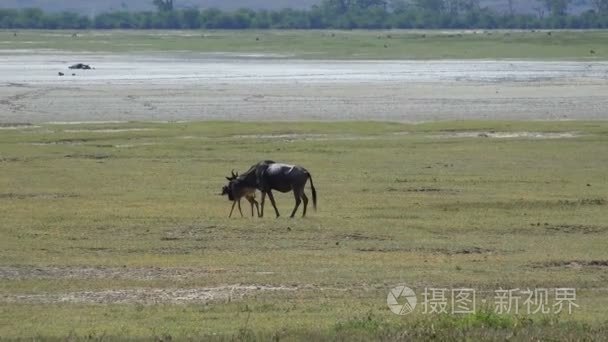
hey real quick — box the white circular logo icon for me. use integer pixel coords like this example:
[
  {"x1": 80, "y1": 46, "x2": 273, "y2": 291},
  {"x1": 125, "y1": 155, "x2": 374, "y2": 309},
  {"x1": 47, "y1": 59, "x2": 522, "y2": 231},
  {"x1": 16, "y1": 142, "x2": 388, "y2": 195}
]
[{"x1": 387, "y1": 285, "x2": 417, "y2": 315}]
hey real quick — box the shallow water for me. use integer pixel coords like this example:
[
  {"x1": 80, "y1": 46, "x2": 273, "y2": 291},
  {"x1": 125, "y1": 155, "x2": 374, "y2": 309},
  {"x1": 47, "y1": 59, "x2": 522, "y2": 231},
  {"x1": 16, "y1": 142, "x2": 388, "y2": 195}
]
[{"x1": 1, "y1": 53, "x2": 608, "y2": 84}]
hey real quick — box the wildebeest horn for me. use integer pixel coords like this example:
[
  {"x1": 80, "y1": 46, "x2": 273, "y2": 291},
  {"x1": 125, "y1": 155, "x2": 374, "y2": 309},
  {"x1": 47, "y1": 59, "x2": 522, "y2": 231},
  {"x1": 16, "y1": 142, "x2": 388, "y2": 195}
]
[{"x1": 231, "y1": 169, "x2": 237, "y2": 178}]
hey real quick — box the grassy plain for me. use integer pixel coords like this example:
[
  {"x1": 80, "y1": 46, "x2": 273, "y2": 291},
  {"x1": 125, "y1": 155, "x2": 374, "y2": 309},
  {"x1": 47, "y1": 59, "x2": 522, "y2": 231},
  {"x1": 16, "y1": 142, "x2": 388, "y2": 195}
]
[
  {"x1": 1, "y1": 29, "x2": 608, "y2": 59},
  {"x1": 1, "y1": 121, "x2": 607, "y2": 339}
]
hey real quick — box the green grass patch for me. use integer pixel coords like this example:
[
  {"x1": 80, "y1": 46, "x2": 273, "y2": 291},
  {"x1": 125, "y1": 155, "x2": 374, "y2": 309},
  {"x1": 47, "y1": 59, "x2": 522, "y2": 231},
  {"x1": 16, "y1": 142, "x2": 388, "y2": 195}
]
[
  {"x1": 1, "y1": 120, "x2": 608, "y2": 339},
  {"x1": 2, "y1": 29, "x2": 608, "y2": 59}
]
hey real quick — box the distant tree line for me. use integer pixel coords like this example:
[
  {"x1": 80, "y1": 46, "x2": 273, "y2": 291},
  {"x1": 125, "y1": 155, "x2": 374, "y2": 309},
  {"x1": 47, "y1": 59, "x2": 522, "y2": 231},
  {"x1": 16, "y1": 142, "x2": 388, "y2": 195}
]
[{"x1": 2, "y1": 0, "x2": 608, "y2": 29}]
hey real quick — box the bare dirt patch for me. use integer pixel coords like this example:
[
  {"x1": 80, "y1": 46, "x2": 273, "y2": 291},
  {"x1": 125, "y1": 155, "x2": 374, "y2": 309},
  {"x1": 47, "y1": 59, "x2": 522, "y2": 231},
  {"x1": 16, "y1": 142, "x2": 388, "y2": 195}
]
[
  {"x1": 29, "y1": 138, "x2": 87, "y2": 146},
  {"x1": 431, "y1": 131, "x2": 581, "y2": 139},
  {"x1": 408, "y1": 187, "x2": 459, "y2": 193},
  {"x1": 161, "y1": 224, "x2": 220, "y2": 241},
  {"x1": 0, "y1": 285, "x2": 297, "y2": 305},
  {"x1": 544, "y1": 224, "x2": 608, "y2": 234},
  {"x1": 356, "y1": 246, "x2": 495, "y2": 255},
  {"x1": 0, "y1": 265, "x2": 225, "y2": 281},
  {"x1": 386, "y1": 187, "x2": 460, "y2": 194},
  {"x1": 64, "y1": 153, "x2": 111, "y2": 160},
  {"x1": 560, "y1": 198, "x2": 606, "y2": 206},
  {"x1": 450, "y1": 247, "x2": 495, "y2": 255},
  {"x1": 532, "y1": 260, "x2": 608, "y2": 270},
  {"x1": 233, "y1": 133, "x2": 330, "y2": 140},
  {"x1": 0, "y1": 123, "x2": 39, "y2": 129},
  {"x1": 231, "y1": 133, "x2": 383, "y2": 142},
  {"x1": 47, "y1": 121, "x2": 127, "y2": 125},
  {"x1": 0, "y1": 157, "x2": 21, "y2": 163},
  {"x1": 114, "y1": 142, "x2": 159, "y2": 148},
  {"x1": 441, "y1": 198, "x2": 606, "y2": 211},
  {"x1": 63, "y1": 128, "x2": 157, "y2": 133},
  {"x1": 0, "y1": 193, "x2": 79, "y2": 200},
  {"x1": 356, "y1": 247, "x2": 413, "y2": 253},
  {"x1": 334, "y1": 232, "x2": 391, "y2": 241}
]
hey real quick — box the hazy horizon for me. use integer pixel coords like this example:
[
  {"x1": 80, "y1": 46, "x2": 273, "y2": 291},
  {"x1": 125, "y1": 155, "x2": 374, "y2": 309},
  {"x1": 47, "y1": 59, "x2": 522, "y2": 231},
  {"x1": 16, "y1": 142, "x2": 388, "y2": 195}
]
[{"x1": 0, "y1": 0, "x2": 595, "y2": 15}]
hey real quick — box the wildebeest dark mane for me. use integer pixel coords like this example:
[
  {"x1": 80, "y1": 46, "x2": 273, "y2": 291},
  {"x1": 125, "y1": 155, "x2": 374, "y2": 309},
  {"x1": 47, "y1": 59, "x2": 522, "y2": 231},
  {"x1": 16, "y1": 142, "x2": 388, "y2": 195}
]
[{"x1": 236, "y1": 160, "x2": 276, "y2": 187}]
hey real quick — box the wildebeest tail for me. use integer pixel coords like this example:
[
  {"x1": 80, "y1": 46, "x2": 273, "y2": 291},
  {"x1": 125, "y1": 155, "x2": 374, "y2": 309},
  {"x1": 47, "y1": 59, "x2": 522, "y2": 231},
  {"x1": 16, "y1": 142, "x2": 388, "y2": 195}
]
[{"x1": 308, "y1": 172, "x2": 317, "y2": 210}]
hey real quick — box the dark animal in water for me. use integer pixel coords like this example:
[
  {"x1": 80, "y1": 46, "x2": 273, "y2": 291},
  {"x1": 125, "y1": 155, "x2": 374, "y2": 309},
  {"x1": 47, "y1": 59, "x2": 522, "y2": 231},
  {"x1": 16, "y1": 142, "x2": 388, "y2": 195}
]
[
  {"x1": 69, "y1": 63, "x2": 92, "y2": 70},
  {"x1": 221, "y1": 170, "x2": 259, "y2": 218},
  {"x1": 231, "y1": 161, "x2": 317, "y2": 218}
]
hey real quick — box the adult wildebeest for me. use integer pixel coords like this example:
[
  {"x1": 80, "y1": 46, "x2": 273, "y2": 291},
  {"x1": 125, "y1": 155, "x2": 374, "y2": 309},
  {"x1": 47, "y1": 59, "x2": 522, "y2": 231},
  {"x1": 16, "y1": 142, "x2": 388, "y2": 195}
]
[
  {"x1": 221, "y1": 170, "x2": 259, "y2": 218},
  {"x1": 229, "y1": 161, "x2": 317, "y2": 218}
]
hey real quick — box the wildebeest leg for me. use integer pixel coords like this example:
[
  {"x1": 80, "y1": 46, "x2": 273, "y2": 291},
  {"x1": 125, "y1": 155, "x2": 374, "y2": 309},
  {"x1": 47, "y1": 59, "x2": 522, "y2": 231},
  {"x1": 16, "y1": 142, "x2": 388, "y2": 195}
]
[
  {"x1": 237, "y1": 199, "x2": 244, "y2": 217},
  {"x1": 301, "y1": 192, "x2": 309, "y2": 217},
  {"x1": 246, "y1": 196, "x2": 259, "y2": 217},
  {"x1": 260, "y1": 192, "x2": 266, "y2": 217},
  {"x1": 267, "y1": 191, "x2": 281, "y2": 218},
  {"x1": 290, "y1": 190, "x2": 302, "y2": 218},
  {"x1": 253, "y1": 199, "x2": 260, "y2": 217},
  {"x1": 229, "y1": 201, "x2": 237, "y2": 218}
]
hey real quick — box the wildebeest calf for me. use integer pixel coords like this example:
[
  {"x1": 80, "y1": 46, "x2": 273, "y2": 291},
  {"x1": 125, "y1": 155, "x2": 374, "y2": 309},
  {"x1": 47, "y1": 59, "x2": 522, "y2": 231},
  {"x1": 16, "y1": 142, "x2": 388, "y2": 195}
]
[{"x1": 221, "y1": 171, "x2": 259, "y2": 218}]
